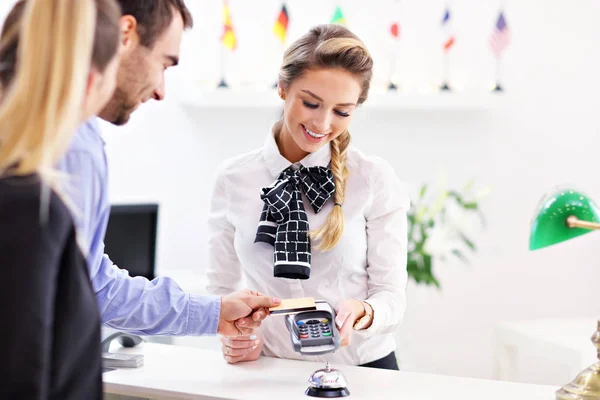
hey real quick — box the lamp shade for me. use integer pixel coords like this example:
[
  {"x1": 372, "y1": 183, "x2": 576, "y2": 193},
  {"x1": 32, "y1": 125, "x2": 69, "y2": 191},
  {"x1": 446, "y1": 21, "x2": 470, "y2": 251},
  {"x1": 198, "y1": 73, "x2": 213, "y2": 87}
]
[{"x1": 529, "y1": 188, "x2": 600, "y2": 250}]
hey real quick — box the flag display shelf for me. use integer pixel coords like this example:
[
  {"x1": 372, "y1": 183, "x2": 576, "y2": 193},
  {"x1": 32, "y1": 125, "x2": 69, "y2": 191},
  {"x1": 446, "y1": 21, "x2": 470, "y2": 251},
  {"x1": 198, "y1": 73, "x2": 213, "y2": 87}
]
[{"x1": 177, "y1": 90, "x2": 496, "y2": 111}]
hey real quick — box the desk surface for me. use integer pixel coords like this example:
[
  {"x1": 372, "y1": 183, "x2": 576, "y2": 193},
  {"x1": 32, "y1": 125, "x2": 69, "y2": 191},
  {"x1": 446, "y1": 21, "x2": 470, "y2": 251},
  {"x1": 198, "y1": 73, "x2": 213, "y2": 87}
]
[{"x1": 103, "y1": 343, "x2": 557, "y2": 400}]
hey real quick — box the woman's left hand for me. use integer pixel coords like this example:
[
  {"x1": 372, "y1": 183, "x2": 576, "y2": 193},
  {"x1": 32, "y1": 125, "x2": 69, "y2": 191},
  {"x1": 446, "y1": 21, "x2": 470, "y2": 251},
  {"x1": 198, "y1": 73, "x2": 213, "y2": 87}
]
[{"x1": 334, "y1": 299, "x2": 365, "y2": 347}]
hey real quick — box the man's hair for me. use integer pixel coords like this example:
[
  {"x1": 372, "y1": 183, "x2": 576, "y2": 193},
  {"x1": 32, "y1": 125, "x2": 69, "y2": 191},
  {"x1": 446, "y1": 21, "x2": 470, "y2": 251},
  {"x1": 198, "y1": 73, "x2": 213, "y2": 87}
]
[{"x1": 116, "y1": 0, "x2": 193, "y2": 48}]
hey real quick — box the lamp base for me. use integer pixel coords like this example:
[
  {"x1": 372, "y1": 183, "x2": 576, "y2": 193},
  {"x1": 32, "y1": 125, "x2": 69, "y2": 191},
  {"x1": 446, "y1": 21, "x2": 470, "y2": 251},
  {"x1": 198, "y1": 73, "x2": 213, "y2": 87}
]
[
  {"x1": 556, "y1": 362, "x2": 600, "y2": 400},
  {"x1": 556, "y1": 321, "x2": 600, "y2": 400}
]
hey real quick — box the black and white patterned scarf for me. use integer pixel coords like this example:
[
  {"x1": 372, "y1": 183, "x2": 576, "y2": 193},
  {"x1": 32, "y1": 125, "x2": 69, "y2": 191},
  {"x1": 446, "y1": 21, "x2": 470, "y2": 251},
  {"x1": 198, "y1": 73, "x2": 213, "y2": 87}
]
[{"x1": 255, "y1": 165, "x2": 335, "y2": 279}]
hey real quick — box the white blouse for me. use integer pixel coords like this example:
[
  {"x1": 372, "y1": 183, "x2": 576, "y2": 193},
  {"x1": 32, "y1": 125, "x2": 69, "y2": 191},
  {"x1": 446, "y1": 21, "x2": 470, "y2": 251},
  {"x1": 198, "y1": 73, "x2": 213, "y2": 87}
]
[{"x1": 206, "y1": 126, "x2": 410, "y2": 365}]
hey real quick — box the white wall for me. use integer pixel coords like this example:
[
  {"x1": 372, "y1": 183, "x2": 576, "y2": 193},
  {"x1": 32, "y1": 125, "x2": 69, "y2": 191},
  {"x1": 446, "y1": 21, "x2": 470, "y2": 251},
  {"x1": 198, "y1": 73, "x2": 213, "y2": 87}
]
[{"x1": 3, "y1": 0, "x2": 600, "y2": 384}]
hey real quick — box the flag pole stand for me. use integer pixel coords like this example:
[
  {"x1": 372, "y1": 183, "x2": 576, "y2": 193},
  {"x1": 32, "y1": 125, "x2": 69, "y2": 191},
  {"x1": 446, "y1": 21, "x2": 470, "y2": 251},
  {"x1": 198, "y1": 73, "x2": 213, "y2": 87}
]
[
  {"x1": 217, "y1": 46, "x2": 229, "y2": 89},
  {"x1": 387, "y1": 49, "x2": 399, "y2": 91},
  {"x1": 492, "y1": 56, "x2": 503, "y2": 92},
  {"x1": 217, "y1": 78, "x2": 229, "y2": 88},
  {"x1": 440, "y1": 52, "x2": 451, "y2": 91}
]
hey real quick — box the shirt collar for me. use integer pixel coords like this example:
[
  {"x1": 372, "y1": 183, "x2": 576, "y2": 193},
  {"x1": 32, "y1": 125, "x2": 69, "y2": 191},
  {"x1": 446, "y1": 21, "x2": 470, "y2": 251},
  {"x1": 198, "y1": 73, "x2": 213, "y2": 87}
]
[
  {"x1": 263, "y1": 121, "x2": 332, "y2": 178},
  {"x1": 88, "y1": 117, "x2": 105, "y2": 145}
]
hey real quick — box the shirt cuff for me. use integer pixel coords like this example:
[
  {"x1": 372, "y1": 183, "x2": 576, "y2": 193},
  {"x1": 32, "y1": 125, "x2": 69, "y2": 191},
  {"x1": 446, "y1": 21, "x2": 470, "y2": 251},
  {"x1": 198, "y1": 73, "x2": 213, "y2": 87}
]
[
  {"x1": 353, "y1": 298, "x2": 385, "y2": 339},
  {"x1": 187, "y1": 294, "x2": 221, "y2": 336}
]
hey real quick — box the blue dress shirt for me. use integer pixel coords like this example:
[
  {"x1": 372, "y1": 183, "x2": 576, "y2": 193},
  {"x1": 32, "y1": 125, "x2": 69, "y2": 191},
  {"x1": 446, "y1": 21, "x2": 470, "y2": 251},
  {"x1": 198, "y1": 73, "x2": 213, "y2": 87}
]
[{"x1": 58, "y1": 118, "x2": 220, "y2": 336}]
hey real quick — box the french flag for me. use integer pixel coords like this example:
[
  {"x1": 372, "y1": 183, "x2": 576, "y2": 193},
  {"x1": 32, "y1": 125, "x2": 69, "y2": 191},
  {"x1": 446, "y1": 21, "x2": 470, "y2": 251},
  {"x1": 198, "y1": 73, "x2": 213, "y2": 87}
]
[{"x1": 441, "y1": 8, "x2": 455, "y2": 51}]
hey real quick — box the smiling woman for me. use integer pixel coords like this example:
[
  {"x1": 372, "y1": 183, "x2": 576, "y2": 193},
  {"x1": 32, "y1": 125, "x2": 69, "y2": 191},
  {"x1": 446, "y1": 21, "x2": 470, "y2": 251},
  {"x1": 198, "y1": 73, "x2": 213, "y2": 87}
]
[
  {"x1": 206, "y1": 24, "x2": 410, "y2": 372},
  {"x1": 278, "y1": 69, "x2": 359, "y2": 157}
]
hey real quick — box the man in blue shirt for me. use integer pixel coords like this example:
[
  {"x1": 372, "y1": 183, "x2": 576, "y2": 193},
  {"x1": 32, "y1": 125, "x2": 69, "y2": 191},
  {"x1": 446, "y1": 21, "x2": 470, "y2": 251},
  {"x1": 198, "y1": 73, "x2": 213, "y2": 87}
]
[{"x1": 0, "y1": 0, "x2": 278, "y2": 337}]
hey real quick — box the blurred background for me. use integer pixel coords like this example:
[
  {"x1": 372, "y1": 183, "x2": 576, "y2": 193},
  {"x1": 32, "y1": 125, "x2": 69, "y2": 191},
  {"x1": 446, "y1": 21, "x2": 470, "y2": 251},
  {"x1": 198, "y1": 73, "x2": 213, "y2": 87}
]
[{"x1": 2, "y1": 0, "x2": 599, "y2": 387}]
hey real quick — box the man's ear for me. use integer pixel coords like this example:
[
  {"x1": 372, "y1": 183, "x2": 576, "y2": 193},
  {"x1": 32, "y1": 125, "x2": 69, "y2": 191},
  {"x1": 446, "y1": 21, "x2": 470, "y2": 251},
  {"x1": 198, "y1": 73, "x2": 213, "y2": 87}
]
[{"x1": 119, "y1": 15, "x2": 139, "y2": 52}]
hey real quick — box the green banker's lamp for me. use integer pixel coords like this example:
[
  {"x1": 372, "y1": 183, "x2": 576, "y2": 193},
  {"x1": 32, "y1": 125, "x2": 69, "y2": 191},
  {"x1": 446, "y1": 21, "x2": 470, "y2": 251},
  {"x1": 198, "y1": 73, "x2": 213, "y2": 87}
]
[{"x1": 530, "y1": 188, "x2": 600, "y2": 400}]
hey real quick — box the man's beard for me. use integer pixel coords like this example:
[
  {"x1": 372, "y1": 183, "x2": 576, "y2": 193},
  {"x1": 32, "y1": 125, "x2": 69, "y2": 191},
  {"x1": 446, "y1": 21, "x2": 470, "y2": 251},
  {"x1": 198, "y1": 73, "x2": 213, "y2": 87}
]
[{"x1": 101, "y1": 86, "x2": 137, "y2": 126}]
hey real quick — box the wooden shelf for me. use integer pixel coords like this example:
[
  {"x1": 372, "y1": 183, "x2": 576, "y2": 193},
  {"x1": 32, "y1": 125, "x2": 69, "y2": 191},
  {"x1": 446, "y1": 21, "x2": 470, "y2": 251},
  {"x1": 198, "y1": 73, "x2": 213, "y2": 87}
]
[{"x1": 178, "y1": 89, "x2": 498, "y2": 111}]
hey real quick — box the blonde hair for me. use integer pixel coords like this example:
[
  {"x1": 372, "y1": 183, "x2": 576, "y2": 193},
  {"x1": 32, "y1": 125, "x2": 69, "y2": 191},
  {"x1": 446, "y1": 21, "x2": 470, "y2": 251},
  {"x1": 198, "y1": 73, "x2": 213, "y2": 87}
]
[
  {"x1": 278, "y1": 24, "x2": 373, "y2": 251},
  {"x1": 0, "y1": 0, "x2": 96, "y2": 187}
]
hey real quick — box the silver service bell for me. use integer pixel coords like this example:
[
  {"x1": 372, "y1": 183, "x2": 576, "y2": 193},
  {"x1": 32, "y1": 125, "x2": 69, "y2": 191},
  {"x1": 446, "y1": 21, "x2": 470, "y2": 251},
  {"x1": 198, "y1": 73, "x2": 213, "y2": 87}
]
[
  {"x1": 284, "y1": 301, "x2": 350, "y2": 397},
  {"x1": 305, "y1": 362, "x2": 350, "y2": 398}
]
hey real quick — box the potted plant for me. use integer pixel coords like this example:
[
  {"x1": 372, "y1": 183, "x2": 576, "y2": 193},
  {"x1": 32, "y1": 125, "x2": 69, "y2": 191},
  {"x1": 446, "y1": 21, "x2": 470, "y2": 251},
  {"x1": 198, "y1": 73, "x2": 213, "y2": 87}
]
[{"x1": 407, "y1": 180, "x2": 489, "y2": 288}]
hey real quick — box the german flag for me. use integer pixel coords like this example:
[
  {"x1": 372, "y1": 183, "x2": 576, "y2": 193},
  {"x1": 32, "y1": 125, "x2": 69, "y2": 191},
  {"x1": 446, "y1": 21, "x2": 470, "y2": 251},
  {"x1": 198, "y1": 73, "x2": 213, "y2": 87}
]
[
  {"x1": 273, "y1": 4, "x2": 289, "y2": 44},
  {"x1": 221, "y1": 0, "x2": 236, "y2": 51}
]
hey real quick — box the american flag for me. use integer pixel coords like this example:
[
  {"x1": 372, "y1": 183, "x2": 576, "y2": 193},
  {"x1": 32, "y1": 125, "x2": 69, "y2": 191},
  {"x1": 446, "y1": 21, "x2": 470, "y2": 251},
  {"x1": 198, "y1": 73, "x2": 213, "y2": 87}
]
[
  {"x1": 489, "y1": 11, "x2": 510, "y2": 57},
  {"x1": 441, "y1": 8, "x2": 455, "y2": 52}
]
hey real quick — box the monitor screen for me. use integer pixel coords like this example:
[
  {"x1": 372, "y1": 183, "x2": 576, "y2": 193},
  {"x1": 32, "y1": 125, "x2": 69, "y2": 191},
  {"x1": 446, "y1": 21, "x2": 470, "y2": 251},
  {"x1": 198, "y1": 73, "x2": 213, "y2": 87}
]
[{"x1": 103, "y1": 204, "x2": 158, "y2": 280}]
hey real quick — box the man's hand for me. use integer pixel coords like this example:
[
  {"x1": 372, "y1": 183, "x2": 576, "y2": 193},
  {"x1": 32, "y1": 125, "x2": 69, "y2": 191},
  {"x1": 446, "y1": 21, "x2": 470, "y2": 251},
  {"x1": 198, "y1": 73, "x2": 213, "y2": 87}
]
[
  {"x1": 218, "y1": 289, "x2": 281, "y2": 337},
  {"x1": 220, "y1": 332, "x2": 264, "y2": 364}
]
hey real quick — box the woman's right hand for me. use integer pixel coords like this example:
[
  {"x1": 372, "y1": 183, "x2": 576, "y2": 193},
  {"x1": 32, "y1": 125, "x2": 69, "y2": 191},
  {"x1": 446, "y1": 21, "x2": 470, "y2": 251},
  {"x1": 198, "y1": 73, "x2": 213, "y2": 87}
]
[{"x1": 220, "y1": 332, "x2": 264, "y2": 364}]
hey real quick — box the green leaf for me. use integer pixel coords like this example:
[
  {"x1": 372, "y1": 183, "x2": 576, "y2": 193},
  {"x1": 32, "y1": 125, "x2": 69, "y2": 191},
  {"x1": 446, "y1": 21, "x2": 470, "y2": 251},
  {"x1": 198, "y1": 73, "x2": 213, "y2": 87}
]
[
  {"x1": 463, "y1": 202, "x2": 478, "y2": 210},
  {"x1": 462, "y1": 179, "x2": 474, "y2": 193},
  {"x1": 419, "y1": 184, "x2": 427, "y2": 200},
  {"x1": 414, "y1": 206, "x2": 428, "y2": 223},
  {"x1": 460, "y1": 233, "x2": 476, "y2": 251},
  {"x1": 447, "y1": 190, "x2": 464, "y2": 205},
  {"x1": 406, "y1": 259, "x2": 418, "y2": 273},
  {"x1": 422, "y1": 254, "x2": 432, "y2": 273},
  {"x1": 452, "y1": 249, "x2": 468, "y2": 263},
  {"x1": 476, "y1": 209, "x2": 488, "y2": 228}
]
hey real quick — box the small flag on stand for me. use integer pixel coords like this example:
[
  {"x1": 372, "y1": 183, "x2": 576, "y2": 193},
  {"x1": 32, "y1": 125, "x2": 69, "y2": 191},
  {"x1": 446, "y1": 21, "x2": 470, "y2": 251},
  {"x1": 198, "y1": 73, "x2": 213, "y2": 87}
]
[
  {"x1": 440, "y1": 7, "x2": 455, "y2": 91},
  {"x1": 330, "y1": 6, "x2": 347, "y2": 26},
  {"x1": 441, "y1": 8, "x2": 455, "y2": 52},
  {"x1": 489, "y1": 11, "x2": 509, "y2": 57},
  {"x1": 221, "y1": 1, "x2": 236, "y2": 51},
  {"x1": 218, "y1": 0, "x2": 236, "y2": 88},
  {"x1": 489, "y1": 11, "x2": 510, "y2": 92},
  {"x1": 388, "y1": 22, "x2": 401, "y2": 90},
  {"x1": 390, "y1": 22, "x2": 400, "y2": 40},
  {"x1": 272, "y1": 3, "x2": 289, "y2": 88},
  {"x1": 273, "y1": 4, "x2": 289, "y2": 45}
]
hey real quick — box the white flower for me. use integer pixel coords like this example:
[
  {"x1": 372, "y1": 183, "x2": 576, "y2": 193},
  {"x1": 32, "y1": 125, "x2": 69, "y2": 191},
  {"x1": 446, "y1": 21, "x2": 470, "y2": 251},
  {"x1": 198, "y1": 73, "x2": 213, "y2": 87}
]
[
  {"x1": 445, "y1": 202, "x2": 483, "y2": 238},
  {"x1": 423, "y1": 225, "x2": 455, "y2": 258}
]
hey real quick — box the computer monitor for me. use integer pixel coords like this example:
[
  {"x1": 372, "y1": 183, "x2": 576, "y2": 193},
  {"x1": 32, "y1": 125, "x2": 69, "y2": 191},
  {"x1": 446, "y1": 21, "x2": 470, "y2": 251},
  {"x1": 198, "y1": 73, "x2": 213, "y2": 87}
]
[{"x1": 103, "y1": 204, "x2": 158, "y2": 280}]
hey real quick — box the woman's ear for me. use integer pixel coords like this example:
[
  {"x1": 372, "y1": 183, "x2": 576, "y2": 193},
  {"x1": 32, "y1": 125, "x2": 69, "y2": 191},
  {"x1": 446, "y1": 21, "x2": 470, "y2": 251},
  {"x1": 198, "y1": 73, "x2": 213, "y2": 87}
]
[{"x1": 277, "y1": 82, "x2": 287, "y2": 100}]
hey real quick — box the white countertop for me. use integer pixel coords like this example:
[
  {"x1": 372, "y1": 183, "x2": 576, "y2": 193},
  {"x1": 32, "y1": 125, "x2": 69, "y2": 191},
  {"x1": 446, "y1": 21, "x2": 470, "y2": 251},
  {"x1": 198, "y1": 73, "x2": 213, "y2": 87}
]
[{"x1": 103, "y1": 342, "x2": 557, "y2": 400}]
